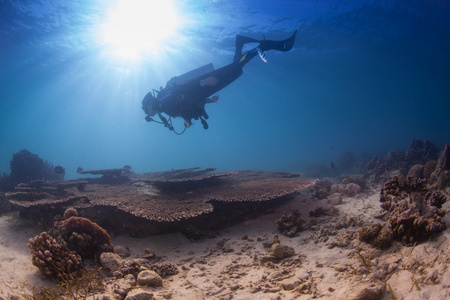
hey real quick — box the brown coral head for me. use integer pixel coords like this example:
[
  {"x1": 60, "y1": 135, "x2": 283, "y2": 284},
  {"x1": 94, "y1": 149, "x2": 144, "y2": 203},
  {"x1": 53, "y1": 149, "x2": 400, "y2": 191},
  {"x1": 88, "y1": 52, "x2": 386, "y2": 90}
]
[
  {"x1": 358, "y1": 224, "x2": 393, "y2": 249},
  {"x1": 63, "y1": 207, "x2": 78, "y2": 219},
  {"x1": 61, "y1": 216, "x2": 114, "y2": 259}
]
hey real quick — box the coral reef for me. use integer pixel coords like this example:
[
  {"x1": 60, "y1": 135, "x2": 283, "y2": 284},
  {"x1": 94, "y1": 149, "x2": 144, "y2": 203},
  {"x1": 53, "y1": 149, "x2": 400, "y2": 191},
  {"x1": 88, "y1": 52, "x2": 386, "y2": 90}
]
[
  {"x1": 365, "y1": 139, "x2": 440, "y2": 184},
  {"x1": 0, "y1": 150, "x2": 65, "y2": 192},
  {"x1": 360, "y1": 146, "x2": 449, "y2": 249},
  {"x1": 27, "y1": 232, "x2": 82, "y2": 278},
  {"x1": 423, "y1": 160, "x2": 437, "y2": 180},
  {"x1": 407, "y1": 164, "x2": 424, "y2": 179},
  {"x1": 276, "y1": 209, "x2": 303, "y2": 237},
  {"x1": 407, "y1": 139, "x2": 440, "y2": 165},
  {"x1": 379, "y1": 176, "x2": 446, "y2": 245}
]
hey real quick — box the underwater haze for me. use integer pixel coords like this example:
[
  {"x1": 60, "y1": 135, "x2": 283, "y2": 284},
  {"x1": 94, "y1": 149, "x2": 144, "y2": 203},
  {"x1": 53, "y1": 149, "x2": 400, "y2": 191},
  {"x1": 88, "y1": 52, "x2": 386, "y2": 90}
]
[{"x1": 1, "y1": 0, "x2": 450, "y2": 179}]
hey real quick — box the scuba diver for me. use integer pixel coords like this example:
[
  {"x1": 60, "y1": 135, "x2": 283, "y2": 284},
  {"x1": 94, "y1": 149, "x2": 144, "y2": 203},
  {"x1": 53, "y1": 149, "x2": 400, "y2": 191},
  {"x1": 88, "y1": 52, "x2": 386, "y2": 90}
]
[{"x1": 142, "y1": 30, "x2": 297, "y2": 134}]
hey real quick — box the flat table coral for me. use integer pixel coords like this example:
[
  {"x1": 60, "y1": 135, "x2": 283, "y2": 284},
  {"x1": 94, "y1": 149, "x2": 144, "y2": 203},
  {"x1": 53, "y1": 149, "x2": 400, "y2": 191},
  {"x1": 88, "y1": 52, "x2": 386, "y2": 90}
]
[{"x1": 7, "y1": 168, "x2": 318, "y2": 236}]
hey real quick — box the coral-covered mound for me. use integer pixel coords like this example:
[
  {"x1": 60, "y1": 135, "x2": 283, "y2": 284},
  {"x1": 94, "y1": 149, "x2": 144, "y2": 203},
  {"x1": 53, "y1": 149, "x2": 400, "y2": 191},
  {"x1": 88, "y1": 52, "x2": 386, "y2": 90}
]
[
  {"x1": 358, "y1": 223, "x2": 393, "y2": 249},
  {"x1": 27, "y1": 232, "x2": 82, "y2": 278},
  {"x1": 148, "y1": 262, "x2": 179, "y2": 278},
  {"x1": 365, "y1": 139, "x2": 440, "y2": 183},
  {"x1": 54, "y1": 216, "x2": 114, "y2": 259},
  {"x1": 379, "y1": 176, "x2": 447, "y2": 245},
  {"x1": 27, "y1": 208, "x2": 114, "y2": 278},
  {"x1": 0, "y1": 149, "x2": 65, "y2": 192}
]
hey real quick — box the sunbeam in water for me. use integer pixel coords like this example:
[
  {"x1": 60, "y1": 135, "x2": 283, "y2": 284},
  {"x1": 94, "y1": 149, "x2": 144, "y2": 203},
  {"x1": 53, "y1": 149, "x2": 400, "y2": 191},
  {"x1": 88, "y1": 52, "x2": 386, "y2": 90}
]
[{"x1": 96, "y1": 0, "x2": 184, "y2": 62}]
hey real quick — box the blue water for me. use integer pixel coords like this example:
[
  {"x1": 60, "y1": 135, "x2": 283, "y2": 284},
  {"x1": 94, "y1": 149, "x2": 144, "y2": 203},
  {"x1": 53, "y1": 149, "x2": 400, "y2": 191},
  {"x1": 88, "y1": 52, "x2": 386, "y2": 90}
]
[{"x1": 1, "y1": 0, "x2": 449, "y2": 179}]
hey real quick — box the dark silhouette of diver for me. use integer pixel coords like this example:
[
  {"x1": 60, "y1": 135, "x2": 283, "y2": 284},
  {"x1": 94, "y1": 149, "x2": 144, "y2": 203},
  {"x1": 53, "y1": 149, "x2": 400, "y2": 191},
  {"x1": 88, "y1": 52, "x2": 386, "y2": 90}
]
[{"x1": 142, "y1": 30, "x2": 297, "y2": 134}]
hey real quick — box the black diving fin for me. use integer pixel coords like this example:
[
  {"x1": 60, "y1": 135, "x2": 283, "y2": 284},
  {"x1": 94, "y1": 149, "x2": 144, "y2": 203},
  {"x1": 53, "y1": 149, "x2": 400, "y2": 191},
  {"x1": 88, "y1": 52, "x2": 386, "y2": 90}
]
[{"x1": 259, "y1": 30, "x2": 297, "y2": 52}]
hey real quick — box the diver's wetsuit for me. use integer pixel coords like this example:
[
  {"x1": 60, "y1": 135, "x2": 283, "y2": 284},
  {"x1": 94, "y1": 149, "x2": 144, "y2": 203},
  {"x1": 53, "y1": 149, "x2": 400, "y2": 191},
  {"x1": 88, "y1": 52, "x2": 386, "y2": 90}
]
[{"x1": 145, "y1": 30, "x2": 297, "y2": 130}]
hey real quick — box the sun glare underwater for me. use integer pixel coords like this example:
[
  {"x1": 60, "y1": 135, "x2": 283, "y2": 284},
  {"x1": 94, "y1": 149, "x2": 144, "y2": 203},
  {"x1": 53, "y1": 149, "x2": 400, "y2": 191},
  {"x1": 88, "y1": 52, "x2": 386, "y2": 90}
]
[
  {"x1": 1, "y1": 0, "x2": 450, "y2": 179},
  {"x1": 98, "y1": 0, "x2": 184, "y2": 61}
]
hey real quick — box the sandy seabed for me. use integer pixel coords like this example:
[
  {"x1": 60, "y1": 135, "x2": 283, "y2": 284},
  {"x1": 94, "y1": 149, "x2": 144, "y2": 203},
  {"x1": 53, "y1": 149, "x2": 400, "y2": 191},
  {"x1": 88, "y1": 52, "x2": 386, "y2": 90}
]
[{"x1": 1, "y1": 188, "x2": 450, "y2": 300}]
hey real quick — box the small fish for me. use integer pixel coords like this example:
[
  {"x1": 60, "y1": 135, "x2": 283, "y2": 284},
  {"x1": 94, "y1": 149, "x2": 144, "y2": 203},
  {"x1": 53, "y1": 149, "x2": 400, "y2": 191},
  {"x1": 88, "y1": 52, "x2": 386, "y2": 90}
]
[{"x1": 331, "y1": 162, "x2": 335, "y2": 170}]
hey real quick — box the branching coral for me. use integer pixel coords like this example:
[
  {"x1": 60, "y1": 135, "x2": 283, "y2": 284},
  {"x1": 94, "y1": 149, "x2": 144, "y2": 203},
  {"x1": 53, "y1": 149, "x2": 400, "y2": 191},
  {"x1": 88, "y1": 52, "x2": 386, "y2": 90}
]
[
  {"x1": 379, "y1": 176, "x2": 447, "y2": 245},
  {"x1": 276, "y1": 209, "x2": 303, "y2": 237},
  {"x1": 27, "y1": 232, "x2": 81, "y2": 278},
  {"x1": 361, "y1": 174, "x2": 447, "y2": 249},
  {"x1": 149, "y1": 261, "x2": 179, "y2": 278}
]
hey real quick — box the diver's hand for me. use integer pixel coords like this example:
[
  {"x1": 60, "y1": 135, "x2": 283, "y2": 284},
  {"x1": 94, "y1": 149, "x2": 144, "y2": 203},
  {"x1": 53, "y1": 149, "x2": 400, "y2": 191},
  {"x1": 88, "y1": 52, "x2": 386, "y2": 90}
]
[{"x1": 201, "y1": 76, "x2": 218, "y2": 87}]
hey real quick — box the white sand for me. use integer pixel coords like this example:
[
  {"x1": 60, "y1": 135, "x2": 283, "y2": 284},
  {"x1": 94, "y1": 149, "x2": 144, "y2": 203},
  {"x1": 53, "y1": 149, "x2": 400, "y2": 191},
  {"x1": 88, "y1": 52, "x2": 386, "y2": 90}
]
[{"x1": 1, "y1": 189, "x2": 449, "y2": 299}]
